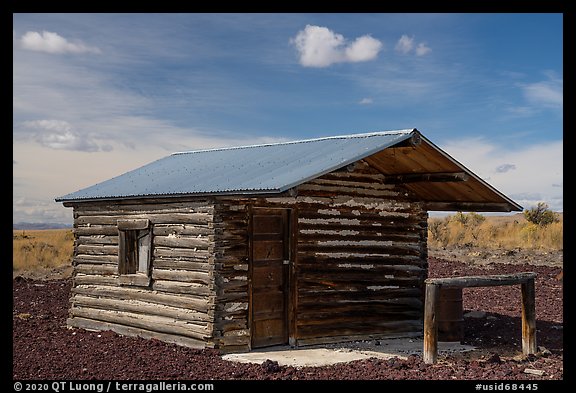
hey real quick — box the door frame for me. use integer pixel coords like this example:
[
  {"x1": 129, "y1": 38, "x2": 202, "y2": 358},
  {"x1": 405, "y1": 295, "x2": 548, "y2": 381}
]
[{"x1": 248, "y1": 206, "x2": 297, "y2": 349}]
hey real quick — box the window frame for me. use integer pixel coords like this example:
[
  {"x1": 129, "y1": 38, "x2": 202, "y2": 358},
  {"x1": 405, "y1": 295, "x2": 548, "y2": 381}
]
[{"x1": 117, "y1": 219, "x2": 152, "y2": 287}]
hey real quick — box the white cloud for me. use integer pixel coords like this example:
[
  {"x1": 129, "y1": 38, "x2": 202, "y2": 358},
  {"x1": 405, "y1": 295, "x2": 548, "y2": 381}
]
[
  {"x1": 20, "y1": 31, "x2": 101, "y2": 54},
  {"x1": 395, "y1": 35, "x2": 414, "y2": 54},
  {"x1": 395, "y1": 34, "x2": 431, "y2": 56},
  {"x1": 19, "y1": 120, "x2": 109, "y2": 152},
  {"x1": 291, "y1": 25, "x2": 383, "y2": 68},
  {"x1": 521, "y1": 74, "x2": 563, "y2": 109},
  {"x1": 344, "y1": 35, "x2": 383, "y2": 63},
  {"x1": 415, "y1": 42, "x2": 432, "y2": 56},
  {"x1": 358, "y1": 97, "x2": 373, "y2": 105}
]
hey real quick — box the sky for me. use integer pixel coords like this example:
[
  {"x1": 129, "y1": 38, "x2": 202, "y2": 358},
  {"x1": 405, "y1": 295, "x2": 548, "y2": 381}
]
[{"x1": 13, "y1": 13, "x2": 563, "y2": 225}]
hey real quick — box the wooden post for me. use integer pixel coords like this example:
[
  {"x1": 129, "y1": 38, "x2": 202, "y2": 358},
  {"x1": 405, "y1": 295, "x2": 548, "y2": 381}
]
[
  {"x1": 521, "y1": 278, "x2": 537, "y2": 355},
  {"x1": 423, "y1": 283, "x2": 440, "y2": 364}
]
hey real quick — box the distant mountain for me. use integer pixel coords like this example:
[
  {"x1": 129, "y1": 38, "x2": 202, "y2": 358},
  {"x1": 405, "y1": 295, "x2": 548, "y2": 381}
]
[{"x1": 13, "y1": 222, "x2": 72, "y2": 230}]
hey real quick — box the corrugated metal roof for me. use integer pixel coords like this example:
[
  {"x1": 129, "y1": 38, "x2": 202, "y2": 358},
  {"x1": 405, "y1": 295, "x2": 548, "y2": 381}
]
[{"x1": 56, "y1": 129, "x2": 416, "y2": 202}]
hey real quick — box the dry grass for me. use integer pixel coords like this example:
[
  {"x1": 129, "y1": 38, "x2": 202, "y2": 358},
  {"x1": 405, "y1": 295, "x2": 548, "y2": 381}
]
[
  {"x1": 13, "y1": 229, "x2": 74, "y2": 273},
  {"x1": 428, "y1": 212, "x2": 563, "y2": 251}
]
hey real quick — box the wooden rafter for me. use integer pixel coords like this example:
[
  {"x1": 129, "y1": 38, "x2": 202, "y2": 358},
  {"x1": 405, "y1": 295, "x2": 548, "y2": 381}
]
[{"x1": 382, "y1": 172, "x2": 469, "y2": 184}]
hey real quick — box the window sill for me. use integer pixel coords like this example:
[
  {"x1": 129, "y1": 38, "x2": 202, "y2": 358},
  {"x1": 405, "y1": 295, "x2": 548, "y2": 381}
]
[{"x1": 118, "y1": 274, "x2": 152, "y2": 288}]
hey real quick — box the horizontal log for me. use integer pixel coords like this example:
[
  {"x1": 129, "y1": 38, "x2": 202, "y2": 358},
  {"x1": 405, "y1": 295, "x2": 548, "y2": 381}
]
[
  {"x1": 297, "y1": 217, "x2": 419, "y2": 229},
  {"x1": 76, "y1": 244, "x2": 118, "y2": 256},
  {"x1": 296, "y1": 319, "x2": 422, "y2": 339},
  {"x1": 77, "y1": 235, "x2": 118, "y2": 245},
  {"x1": 70, "y1": 306, "x2": 210, "y2": 339},
  {"x1": 297, "y1": 204, "x2": 415, "y2": 218},
  {"x1": 297, "y1": 263, "x2": 425, "y2": 275},
  {"x1": 67, "y1": 317, "x2": 209, "y2": 349},
  {"x1": 71, "y1": 294, "x2": 211, "y2": 323},
  {"x1": 297, "y1": 183, "x2": 398, "y2": 198},
  {"x1": 118, "y1": 274, "x2": 151, "y2": 287},
  {"x1": 118, "y1": 218, "x2": 149, "y2": 230},
  {"x1": 154, "y1": 235, "x2": 210, "y2": 249},
  {"x1": 298, "y1": 222, "x2": 425, "y2": 236},
  {"x1": 298, "y1": 287, "x2": 423, "y2": 303},
  {"x1": 297, "y1": 254, "x2": 427, "y2": 266},
  {"x1": 75, "y1": 264, "x2": 117, "y2": 276},
  {"x1": 213, "y1": 318, "x2": 248, "y2": 332},
  {"x1": 298, "y1": 300, "x2": 422, "y2": 316},
  {"x1": 214, "y1": 292, "x2": 248, "y2": 304},
  {"x1": 214, "y1": 244, "x2": 247, "y2": 255},
  {"x1": 213, "y1": 255, "x2": 249, "y2": 266},
  {"x1": 212, "y1": 229, "x2": 247, "y2": 239},
  {"x1": 298, "y1": 270, "x2": 425, "y2": 284},
  {"x1": 75, "y1": 212, "x2": 212, "y2": 226},
  {"x1": 298, "y1": 237, "x2": 411, "y2": 247},
  {"x1": 73, "y1": 274, "x2": 118, "y2": 286},
  {"x1": 322, "y1": 195, "x2": 413, "y2": 210},
  {"x1": 153, "y1": 280, "x2": 212, "y2": 296},
  {"x1": 215, "y1": 261, "x2": 248, "y2": 271},
  {"x1": 297, "y1": 310, "x2": 422, "y2": 327},
  {"x1": 425, "y1": 272, "x2": 537, "y2": 287},
  {"x1": 152, "y1": 268, "x2": 211, "y2": 285},
  {"x1": 217, "y1": 277, "x2": 249, "y2": 288},
  {"x1": 72, "y1": 284, "x2": 213, "y2": 313},
  {"x1": 74, "y1": 255, "x2": 118, "y2": 265},
  {"x1": 215, "y1": 335, "x2": 250, "y2": 347},
  {"x1": 74, "y1": 226, "x2": 119, "y2": 236},
  {"x1": 298, "y1": 232, "x2": 421, "y2": 243},
  {"x1": 153, "y1": 225, "x2": 212, "y2": 236},
  {"x1": 299, "y1": 283, "x2": 424, "y2": 294},
  {"x1": 153, "y1": 259, "x2": 211, "y2": 272},
  {"x1": 73, "y1": 200, "x2": 213, "y2": 215},
  {"x1": 298, "y1": 277, "x2": 424, "y2": 292},
  {"x1": 154, "y1": 247, "x2": 210, "y2": 259},
  {"x1": 297, "y1": 245, "x2": 422, "y2": 257}
]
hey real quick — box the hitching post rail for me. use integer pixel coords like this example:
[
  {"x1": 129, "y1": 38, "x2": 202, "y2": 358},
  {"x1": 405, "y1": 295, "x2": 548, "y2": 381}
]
[{"x1": 423, "y1": 272, "x2": 537, "y2": 364}]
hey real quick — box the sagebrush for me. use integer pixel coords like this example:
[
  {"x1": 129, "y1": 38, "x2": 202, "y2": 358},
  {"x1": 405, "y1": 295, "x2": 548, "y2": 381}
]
[{"x1": 428, "y1": 212, "x2": 563, "y2": 250}]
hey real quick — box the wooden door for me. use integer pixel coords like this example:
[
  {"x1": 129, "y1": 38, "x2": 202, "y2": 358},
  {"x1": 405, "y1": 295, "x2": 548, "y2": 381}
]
[{"x1": 250, "y1": 208, "x2": 290, "y2": 348}]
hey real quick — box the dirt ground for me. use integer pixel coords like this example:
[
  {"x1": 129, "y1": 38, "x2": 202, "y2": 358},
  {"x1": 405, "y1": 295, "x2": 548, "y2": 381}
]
[{"x1": 13, "y1": 246, "x2": 564, "y2": 381}]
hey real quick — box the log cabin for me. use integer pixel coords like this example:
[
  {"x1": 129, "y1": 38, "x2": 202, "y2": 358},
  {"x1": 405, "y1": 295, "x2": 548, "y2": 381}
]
[{"x1": 55, "y1": 128, "x2": 522, "y2": 352}]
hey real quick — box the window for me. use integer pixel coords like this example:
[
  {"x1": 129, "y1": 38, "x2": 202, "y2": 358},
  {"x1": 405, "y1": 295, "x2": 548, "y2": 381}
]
[{"x1": 118, "y1": 219, "x2": 152, "y2": 286}]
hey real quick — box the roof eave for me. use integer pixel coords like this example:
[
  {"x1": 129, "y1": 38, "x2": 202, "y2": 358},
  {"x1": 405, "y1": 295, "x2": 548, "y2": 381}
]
[{"x1": 56, "y1": 188, "x2": 288, "y2": 205}]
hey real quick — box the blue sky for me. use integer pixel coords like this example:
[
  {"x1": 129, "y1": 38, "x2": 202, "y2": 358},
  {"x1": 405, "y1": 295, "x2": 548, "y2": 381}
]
[{"x1": 13, "y1": 13, "x2": 563, "y2": 224}]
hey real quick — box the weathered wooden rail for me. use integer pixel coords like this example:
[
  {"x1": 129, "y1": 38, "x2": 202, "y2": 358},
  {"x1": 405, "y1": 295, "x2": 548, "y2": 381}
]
[{"x1": 423, "y1": 272, "x2": 537, "y2": 364}]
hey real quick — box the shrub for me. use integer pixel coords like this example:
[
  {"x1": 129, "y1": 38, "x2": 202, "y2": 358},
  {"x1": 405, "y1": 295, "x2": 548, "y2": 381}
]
[
  {"x1": 523, "y1": 202, "x2": 558, "y2": 226},
  {"x1": 451, "y1": 211, "x2": 485, "y2": 226}
]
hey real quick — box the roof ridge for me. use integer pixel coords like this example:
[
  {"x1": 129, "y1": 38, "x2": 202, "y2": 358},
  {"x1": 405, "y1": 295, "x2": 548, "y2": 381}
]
[{"x1": 171, "y1": 128, "x2": 416, "y2": 156}]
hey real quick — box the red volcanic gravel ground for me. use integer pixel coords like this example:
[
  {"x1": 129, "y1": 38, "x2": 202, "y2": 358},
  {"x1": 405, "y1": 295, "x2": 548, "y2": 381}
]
[{"x1": 13, "y1": 258, "x2": 564, "y2": 381}]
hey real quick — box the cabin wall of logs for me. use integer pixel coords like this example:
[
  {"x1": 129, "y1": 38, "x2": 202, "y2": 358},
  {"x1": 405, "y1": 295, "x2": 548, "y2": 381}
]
[
  {"x1": 66, "y1": 159, "x2": 429, "y2": 352},
  {"x1": 67, "y1": 199, "x2": 217, "y2": 348}
]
